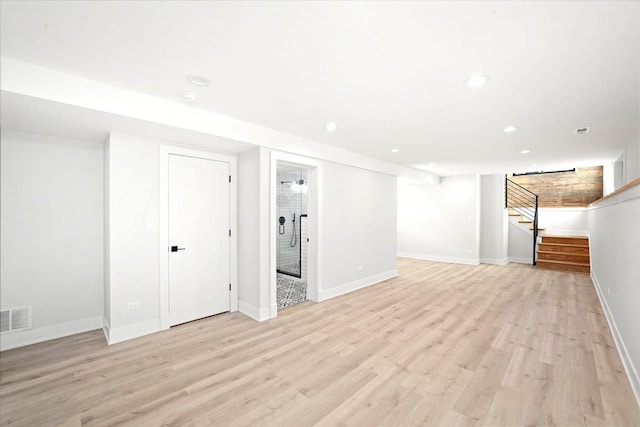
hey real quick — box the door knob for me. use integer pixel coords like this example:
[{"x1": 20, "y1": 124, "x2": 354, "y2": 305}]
[{"x1": 170, "y1": 246, "x2": 186, "y2": 252}]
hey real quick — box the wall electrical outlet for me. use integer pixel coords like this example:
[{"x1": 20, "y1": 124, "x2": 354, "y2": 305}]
[{"x1": 127, "y1": 302, "x2": 140, "y2": 310}]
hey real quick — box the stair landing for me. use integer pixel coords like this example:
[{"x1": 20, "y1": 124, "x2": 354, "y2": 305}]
[{"x1": 536, "y1": 235, "x2": 590, "y2": 274}]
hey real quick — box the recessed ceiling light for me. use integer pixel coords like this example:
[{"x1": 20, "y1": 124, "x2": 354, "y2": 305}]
[
  {"x1": 520, "y1": 149, "x2": 530, "y2": 154},
  {"x1": 188, "y1": 75, "x2": 210, "y2": 86},
  {"x1": 464, "y1": 74, "x2": 489, "y2": 89},
  {"x1": 325, "y1": 121, "x2": 338, "y2": 132},
  {"x1": 180, "y1": 92, "x2": 197, "y2": 103},
  {"x1": 391, "y1": 148, "x2": 400, "y2": 153},
  {"x1": 504, "y1": 125, "x2": 517, "y2": 133},
  {"x1": 427, "y1": 162, "x2": 436, "y2": 167}
]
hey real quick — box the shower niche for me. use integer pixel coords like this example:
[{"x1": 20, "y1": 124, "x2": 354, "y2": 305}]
[{"x1": 276, "y1": 166, "x2": 308, "y2": 280}]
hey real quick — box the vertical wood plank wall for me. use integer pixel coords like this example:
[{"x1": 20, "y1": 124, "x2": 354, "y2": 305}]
[{"x1": 510, "y1": 166, "x2": 603, "y2": 207}]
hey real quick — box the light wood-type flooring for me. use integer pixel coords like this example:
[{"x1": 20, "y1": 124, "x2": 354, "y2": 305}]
[{"x1": 1, "y1": 259, "x2": 639, "y2": 426}]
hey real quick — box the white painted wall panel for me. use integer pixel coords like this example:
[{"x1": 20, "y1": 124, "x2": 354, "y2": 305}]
[
  {"x1": 0, "y1": 130, "x2": 104, "y2": 350},
  {"x1": 398, "y1": 175, "x2": 480, "y2": 264},
  {"x1": 588, "y1": 189, "x2": 640, "y2": 399}
]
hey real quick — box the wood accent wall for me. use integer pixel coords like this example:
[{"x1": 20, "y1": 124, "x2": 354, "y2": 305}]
[{"x1": 510, "y1": 166, "x2": 603, "y2": 207}]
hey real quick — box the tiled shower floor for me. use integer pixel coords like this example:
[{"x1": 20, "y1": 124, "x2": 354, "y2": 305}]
[
  {"x1": 277, "y1": 263, "x2": 301, "y2": 276},
  {"x1": 276, "y1": 274, "x2": 307, "y2": 309}
]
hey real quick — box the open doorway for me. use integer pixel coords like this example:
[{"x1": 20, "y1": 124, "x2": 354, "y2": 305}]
[
  {"x1": 276, "y1": 165, "x2": 308, "y2": 308},
  {"x1": 270, "y1": 153, "x2": 320, "y2": 317}
]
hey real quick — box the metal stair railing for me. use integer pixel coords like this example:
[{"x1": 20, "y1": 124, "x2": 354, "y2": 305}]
[{"x1": 505, "y1": 175, "x2": 540, "y2": 265}]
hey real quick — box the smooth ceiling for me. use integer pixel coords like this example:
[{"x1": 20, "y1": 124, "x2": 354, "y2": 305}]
[{"x1": 1, "y1": 1, "x2": 638, "y2": 176}]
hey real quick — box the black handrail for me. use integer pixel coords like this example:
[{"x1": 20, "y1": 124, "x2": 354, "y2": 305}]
[{"x1": 505, "y1": 176, "x2": 540, "y2": 265}]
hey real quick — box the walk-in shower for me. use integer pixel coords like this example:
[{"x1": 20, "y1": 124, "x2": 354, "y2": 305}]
[{"x1": 276, "y1": 168, "x2": 308, "y2": 279}]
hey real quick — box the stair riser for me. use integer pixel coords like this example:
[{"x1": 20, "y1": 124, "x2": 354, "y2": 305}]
[
  {"x1": 541, "y1": 236, "x2": 589, "y2": 246},
  {"x1": 536, "y1": 261, "x2": 590, "y2": 274},
  {"x1": 537, "y1": 244, "x2": 589, "y2": 254},
  {"x1": 537, "y1": 252, "x2": 590, "y2": 263}
]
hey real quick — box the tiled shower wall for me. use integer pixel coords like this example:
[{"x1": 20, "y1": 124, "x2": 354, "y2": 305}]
[{"x1": 276, "y1": 170, "x2": 308, "y2": 280}]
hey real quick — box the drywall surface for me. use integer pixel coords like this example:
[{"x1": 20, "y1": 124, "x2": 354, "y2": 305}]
[
  {"x1": 537, "y1": 208, "x2": 588, "y2": 236},
  {"x1": 237, "y1": 147, "x2": 268, "y2": 319},
  {"x1": 104, "y1": 134, "x2": 161, "y2": 343},
  {"x1": 0, "y1": 130, "x2": 103, "y2": 350},
  {"x1": 320, "y1": 161, "x2": 398, "y2": 297},
  {"x1": 480, "y1": 174, "x2": 508, "y2": 264},
  {"x1": 623, "y1": 134, "x2": 640, "y2": 184},
  {"x1": 398, "y1": 175, "x2": 480, "y2": 264},
  {"x1": 588, "y1": 185, "x2": 640, "y2": 400}
]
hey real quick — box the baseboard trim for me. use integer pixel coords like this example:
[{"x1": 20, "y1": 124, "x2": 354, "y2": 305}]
[
  {"x1": 107, "y1": 319, "x2": 160, "y2": 345},
  {"x1": 238, "y1": 300, "x2": 271, "y2": 322},
  {"x1": 591, "y1": 271, "x2": 640, "y2": 407},
  {"x1": 480, "y1": 257, "x2": 508, "y2": 265},
  {"x1": 0, "y1": 315, "x2": 103, "y2": 351},
  {"x1": 508, "y1": 256, "x2": 532, "y2": 264},
  {"x1": 398, "y1": 252, "x2": 480, "y2": 266},
  {"x1": 318, "y1": 269, "x2": 397, "y2": 302}
]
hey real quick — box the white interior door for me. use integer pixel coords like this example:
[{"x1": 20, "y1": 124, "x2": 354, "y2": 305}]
[{"x1": 169, "y1": 154, "x2": 230, "y2": 326}]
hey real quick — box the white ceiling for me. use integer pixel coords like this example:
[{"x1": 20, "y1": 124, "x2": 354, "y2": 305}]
[{"x1": 1, "y1": 1, "x2": 638, "y2": 176}]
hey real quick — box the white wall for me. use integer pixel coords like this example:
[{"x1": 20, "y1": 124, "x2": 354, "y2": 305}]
[
  {"x1": 319, "y1": 162, "x2": 398, "y2": 300},
  {"x1": 623, "y1": 134, "x2": 640, "y2": 185},
  {"x1": 588, "y1": 185, "x2": 640, "y2": 400},
  {"x1": 237, "y1": 147, "x2": 270, "y2": 320},
  {"x1": 479, "y1": 174, "x2": 508, "y2": 265},
  {"x1": 398, "y1": 175, "x2": 480, "y2": 264},
  {"x1": 103, "y1": 134, "x2": 161, "y2": 343},
  {"x1": 0, "y1": 130, "x2": 104, "y2": 350},
  {"x1": 537, "y1": 208, "x2": 588, "y2": 236}
]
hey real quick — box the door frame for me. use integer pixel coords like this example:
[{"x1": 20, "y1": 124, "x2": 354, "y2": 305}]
[
  {"x1": 159, "y1": 145, "x2": 238, "y2": 330},
  {"x1": 270, "y1": 152, "x2": 321, "y2": 317}
]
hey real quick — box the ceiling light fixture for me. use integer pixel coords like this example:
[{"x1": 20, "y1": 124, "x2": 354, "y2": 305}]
[
  {"x1": 188, "y1": 75, "x2": 210, "y2": 86},
  {"x1": 325, "y1": 121, "x2": 338, "y2": 133},
  {"x1": 464, "y1": 74, "x2": 489, "y2": 89},
  {"x1": 520, "y1": 149, "x2": 530, "y2": 154},
  {"x1": 391, "y1": 148, "x2": 400, "y2": 153},
  {"x1": 180, "y1": 92, "x2": 197, "y2": 103},
  {"x1": 504, "y1": 125, "x2": 517, "y2": 133}
]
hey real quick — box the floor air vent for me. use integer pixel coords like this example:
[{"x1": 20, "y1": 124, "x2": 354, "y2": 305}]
[{"x1": 0, "y1": 306, "x2": 32, "y2": 333}]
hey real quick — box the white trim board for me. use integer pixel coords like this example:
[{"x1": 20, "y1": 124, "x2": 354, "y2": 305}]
[
  {"x1": 398, "y1": 252, "x2": 480, "y2": 266},
  {"x1": 591, "y1": 271, "x2": 640, "y2": 407},
  {"x1": 1, "y1": 316, "x2": 103, "y2": 352},
  {"x1": 106, "y1": 319, "x2": 160, "y2": 346},
  {"x1": 238, "y1": 301, "x2": 271, "y2": 322},
  {"x1": 318, "y1": 270, "x2": 397, "y2": 302}
]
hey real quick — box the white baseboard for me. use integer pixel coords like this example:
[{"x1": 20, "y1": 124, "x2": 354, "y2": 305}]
[
  {"x1": 591, "y1": 271, "x2": 640, "y2": 406},
  {"x1": 398, "y1": 252, "x2": 480, "y2": 266},
  {"x1": 318, "y1": 269, "x2": 397, "y2": 302},
  {"x1": 0, "y1": 315, "x2": 103, "y2": 351},
  {"x1": 238, "y1": 300, "x2": 272, "y2": 322},
  {"x1": 480, "y1": 257, "x2": 508, "y2": 265},
  {"x1": 106, "y1": 319, "x2": 160, "y2": 345},
  {"x1": 508, "y1": 256, "x2": 532, "y2": 264}
]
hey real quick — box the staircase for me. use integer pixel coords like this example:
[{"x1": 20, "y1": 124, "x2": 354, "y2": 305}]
[{"x1": 536, "y1": 235, "x2": 590, "y2": 274}]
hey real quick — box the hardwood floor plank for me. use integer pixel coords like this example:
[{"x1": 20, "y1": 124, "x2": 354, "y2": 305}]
[{"x1": 1, "y1": 259, "x2": 639, "y2": 426}]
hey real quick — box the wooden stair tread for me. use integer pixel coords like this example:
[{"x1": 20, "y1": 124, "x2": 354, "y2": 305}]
[
  {"x1": 529, "y1": 226, "x2": 545, "y2": 230},
  {"x1": 518, "y1": 220, "x2": 533, "y2": 223},
  {"x1": 538, "y1": 242, "x2": 589, "y2": 248},
  {"x1": 536, "y1": 259, "x2": 590, "y2": 267},
  {"x1": 543, "y1": 235, "x2": 588, "y2": 240},
  {"x1": 537, "y1": 250, "x2": 588, "y2": 255}
]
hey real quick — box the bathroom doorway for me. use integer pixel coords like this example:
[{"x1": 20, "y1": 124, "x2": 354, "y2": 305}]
[{"x1": 276, "y1": 164, "x2": 308, "y2": 309}]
